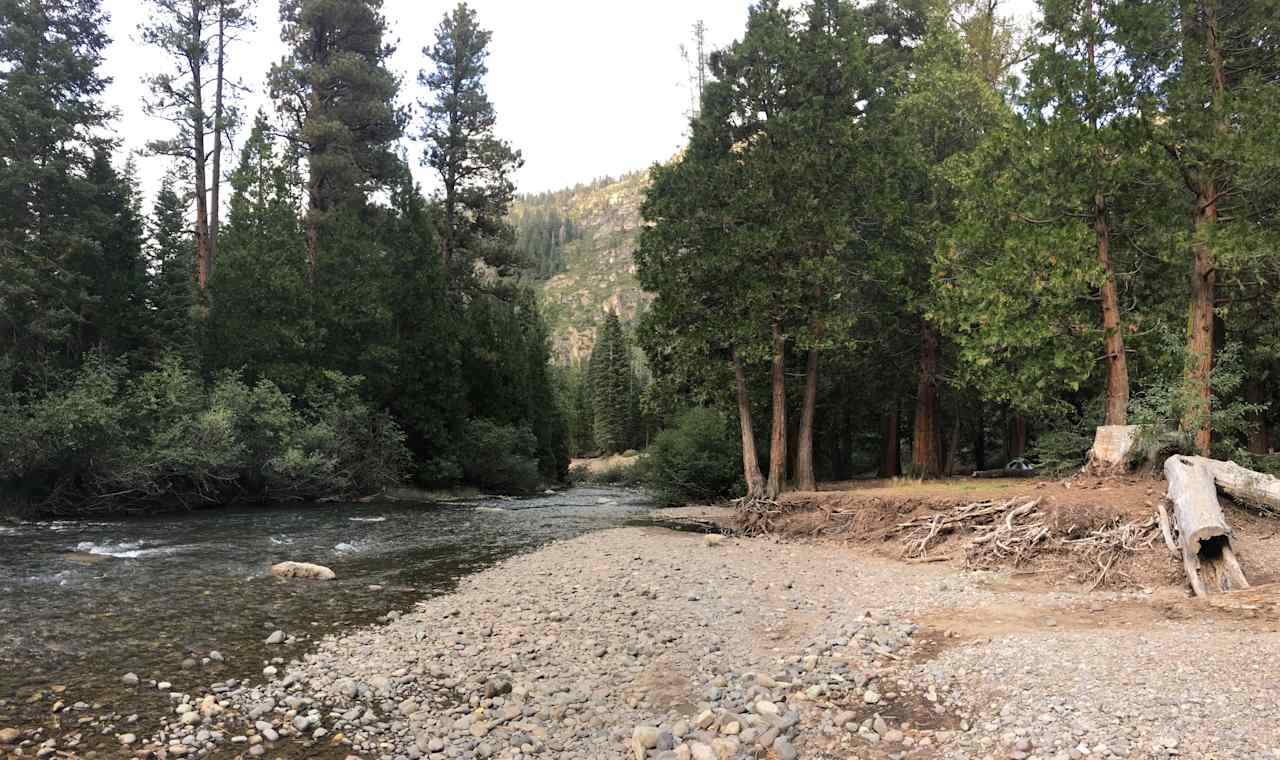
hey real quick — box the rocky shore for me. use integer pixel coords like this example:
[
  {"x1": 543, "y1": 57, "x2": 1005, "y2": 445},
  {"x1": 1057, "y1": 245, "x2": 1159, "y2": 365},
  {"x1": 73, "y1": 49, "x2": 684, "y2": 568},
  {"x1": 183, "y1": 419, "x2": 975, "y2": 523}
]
[{"x1": 5, "y1": 525, "x2": 1280, "y2": 760}]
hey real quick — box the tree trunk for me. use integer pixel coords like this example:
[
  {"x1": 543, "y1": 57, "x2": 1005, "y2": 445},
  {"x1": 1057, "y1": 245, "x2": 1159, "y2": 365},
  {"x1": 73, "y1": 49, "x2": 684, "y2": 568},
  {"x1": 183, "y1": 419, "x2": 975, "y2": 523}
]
[
  {"x1": 795, "y1": 348, "x2": 818, "y2": 491},
  {"x1": 973, "y1": 405, "x2": 986, "y2": 471},
  {"x1": 1006, "y1": 414, "x2": 1027, "y2": 461},
  {"x1": 1194, "y1": 455, "x2": 1280, "y2": 514},
  {"x1": 911, "y1": 325, "x2": 941, "y2": 478},
  {"x1": 766, "y1": 322, "x2": 787, "y2": 498},
  {"x1": 1181, "y1": 0, "x2": 1225, "y2": 458},
  {"x1": 190, "y1": 0, "x2": 209, "y2": 292},
  {"x1": 944, "y1": 408, "x2": 962, "y2": 476},
  {"x1": 1164, "y1": 455, "x2": 1248, "y2": 595},
  {"x1": 305, "y1": 220, "x2": 318, "y2": 281},
  {"x1": 1247, "y1": 379, "x2": 1271, "y2": 454},
  {"x1": 208, "y1": 0, "x2": 226, "y2": 277},
  {"x1": 733, "y1": 351, "x2": 765, "y2": 500},
  {"x1": 1095, "y1": 195, "x2": 1129, "y2": 425},
  {"x1": 878, "y1": 405, "x2": 900, "y2": 478}
]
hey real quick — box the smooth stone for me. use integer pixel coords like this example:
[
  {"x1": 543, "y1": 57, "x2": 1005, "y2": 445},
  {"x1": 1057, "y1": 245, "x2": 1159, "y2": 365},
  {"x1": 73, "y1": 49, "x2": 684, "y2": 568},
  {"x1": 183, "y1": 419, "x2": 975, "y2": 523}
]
[
  {"x1": 121, "y1": 673, "x2": 139, "y2": 686},
  {"x1": 270, "y1": 561, "x2": 335, "y2": 580}
]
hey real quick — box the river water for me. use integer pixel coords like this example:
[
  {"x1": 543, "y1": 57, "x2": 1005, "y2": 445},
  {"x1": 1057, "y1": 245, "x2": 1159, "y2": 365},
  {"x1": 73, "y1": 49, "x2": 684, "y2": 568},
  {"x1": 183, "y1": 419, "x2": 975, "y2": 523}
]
[{"x1": 0, "y1": 487, "x2": 654, "y2": 744}]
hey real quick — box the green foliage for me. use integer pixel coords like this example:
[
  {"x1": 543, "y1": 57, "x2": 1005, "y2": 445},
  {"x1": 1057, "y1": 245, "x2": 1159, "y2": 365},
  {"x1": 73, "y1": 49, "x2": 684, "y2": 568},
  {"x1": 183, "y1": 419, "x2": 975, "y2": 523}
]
[
  {"x1": 589, "y1": 313, "x2": 633, "y2": 454},
  {"x1": 568, "y1": 460, "x2": 646, "y2": 488},
  {"x1": 644, "y1": 408, "x2": 742, "y2": 506},
  {"x1": 458, "y1": 418, "x2": 542, "y2": 494},
  {"x1": 0, "y1": 355, "x2": 409, "y2": 514}
]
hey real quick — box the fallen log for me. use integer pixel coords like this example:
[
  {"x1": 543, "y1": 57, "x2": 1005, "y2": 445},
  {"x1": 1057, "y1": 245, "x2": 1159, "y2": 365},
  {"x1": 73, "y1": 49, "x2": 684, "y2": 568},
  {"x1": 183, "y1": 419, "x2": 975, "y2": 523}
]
[
  {"x1": 1163, "y1": 455, "x2": 1249, "y2": 596},
  {"x1": 971, "y1": 466, "x2": 1036, "y2": 479},
  {"x1": 1185, "y1": 456, "x2": 1280, "y2": 516}
]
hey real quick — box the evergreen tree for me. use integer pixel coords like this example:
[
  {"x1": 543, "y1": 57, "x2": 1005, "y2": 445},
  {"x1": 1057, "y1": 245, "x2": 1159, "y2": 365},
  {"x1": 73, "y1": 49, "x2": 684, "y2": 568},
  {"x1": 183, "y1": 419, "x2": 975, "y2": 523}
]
[
  {"x1": 147, "y1": 168, "x2": 197, "y2": 361},
  {"x1": 0, "y1": 0, "x2": 112, "y2": 386},
  {"x1": 204, "y1": 112, "x2": 312, "y2": 390},
  {"x1": 589, "y1": 312, "x2": 631, "y2": 454},
  {"x1": 270, "y1": 0, "x2": 405, "y2": 275},
  {"x1": 419, "y1": 2, "x2": 523, "y2": 276},
  {"x1": 78, "y1": 149, "x2": 148, "y2": 357}
]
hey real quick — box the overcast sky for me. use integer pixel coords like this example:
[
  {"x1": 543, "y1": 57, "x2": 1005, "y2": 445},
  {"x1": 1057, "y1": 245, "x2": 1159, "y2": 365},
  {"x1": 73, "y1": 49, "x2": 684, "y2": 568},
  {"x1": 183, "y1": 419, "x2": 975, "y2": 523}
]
[
  {"x1": 99, "y1": 0, "x2": 1037, "y2": 202},
  {"x1": 100, "y1": 0, "x2": 755, "y2": 201}
]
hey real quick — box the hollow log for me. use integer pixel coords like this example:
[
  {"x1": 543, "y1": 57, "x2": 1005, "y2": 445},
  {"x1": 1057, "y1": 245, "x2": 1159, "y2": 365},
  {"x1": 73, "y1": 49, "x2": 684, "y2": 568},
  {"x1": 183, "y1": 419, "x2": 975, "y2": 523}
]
[
  {"x1": 1186, "y1": 456, "x2": 1280, "y2": 514},
  {"x1": 1163, "y1": 455, "x2": 1249, "y2": 596}
]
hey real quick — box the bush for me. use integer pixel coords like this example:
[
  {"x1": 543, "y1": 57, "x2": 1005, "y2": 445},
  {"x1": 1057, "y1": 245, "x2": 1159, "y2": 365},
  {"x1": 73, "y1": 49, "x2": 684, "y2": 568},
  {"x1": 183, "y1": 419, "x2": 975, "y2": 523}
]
[
  {"x1": 458, "y1": 418, "x2": 543, "y2": 494},
  {"x1": 0, "y1": 355, "x2": 410, "y2": 514},
  {"x1": 643, "y1": 408, "x2": 741, "y2": 505},
  {"x1": 568, "y1": 459, "x2": 646, "y2": 486}
]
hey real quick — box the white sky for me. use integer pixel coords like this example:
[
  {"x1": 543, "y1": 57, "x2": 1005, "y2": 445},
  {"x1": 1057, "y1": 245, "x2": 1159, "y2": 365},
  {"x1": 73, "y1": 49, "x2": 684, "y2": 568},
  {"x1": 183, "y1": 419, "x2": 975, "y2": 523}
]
[
  {"x1": 100, "y1": 0, "x2": 753, "y2": 202},
  {"x1": 99, "y1": 0, "x2": 1038, "y2": 203}
]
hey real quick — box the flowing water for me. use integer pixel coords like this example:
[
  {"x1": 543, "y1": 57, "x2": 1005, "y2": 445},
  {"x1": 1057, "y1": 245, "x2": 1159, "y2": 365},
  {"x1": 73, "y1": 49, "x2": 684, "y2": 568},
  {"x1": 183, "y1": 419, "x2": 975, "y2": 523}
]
[{"x1": 0, "y1": 487, "x2": 653, "y2": 743}]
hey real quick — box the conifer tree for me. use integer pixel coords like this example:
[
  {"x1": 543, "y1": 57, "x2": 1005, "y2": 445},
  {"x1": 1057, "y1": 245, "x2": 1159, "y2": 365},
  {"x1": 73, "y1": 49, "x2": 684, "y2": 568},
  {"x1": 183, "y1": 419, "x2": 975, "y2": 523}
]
[
  {"x1": 147, "y1": 168, "x2": 197, "y2": 361},
  {"x1": 0, "y1": 0, "x2": 112, "y2": 385},
  {"x1": 419, "y1": 2, "x2": 523, "y2": 275},
  {"x1": 270, "y1": 0, "x2": 405, "y2": 276},
  {"x1": 589, "y1": 313, "x2": 631, "y2": 454}
]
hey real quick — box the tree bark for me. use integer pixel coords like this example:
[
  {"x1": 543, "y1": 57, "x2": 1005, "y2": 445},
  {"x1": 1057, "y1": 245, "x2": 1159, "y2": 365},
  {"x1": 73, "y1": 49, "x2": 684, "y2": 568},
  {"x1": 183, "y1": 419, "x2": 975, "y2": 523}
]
[
  {"x1": 766, "y1": 322, "x2": 787, "y2": 498},
  {"x1": 973, "y1": 404, "x2": 986, "y2": 471},
  {"x1": 189, "y1": 0, "x2": 209, "y2": 291},
  {"x1": 1193, "y1": 455, "x2": 1280, "y2": 514},
  {"x1": 911, "y1": 325, "x2": 941, "y2": 478},
  {"x1": 733, "y1": 351, "x2": 765, "y2": 500},
  {"x1": 1006, "y1": 414, "x2": 1027, "y2": 461},
  {"x1": 1181, "y1": 0, "x2": 1225, "y2": 457},
  {"x1": 1095, "y1": 194, "x2": 1129, "y2": 425},
  {"x1": 795, "y1": 348, "x2": 819, "y2": 491},
  {"x1": 878, "y1": 405, "x2": 900, "y2": 478},
  {"x1": 208, "y1": 0, "x2": 227, "y2": 277},
  {"x1": 305, "y1": 219, "x2": 318, "y2": 281},
  {"x1": 1247, "y1": 379, "x2": 1271, "y2": 454},
  {"x1": 944, "y1": 407, "x2": 962, "y2": 476}
]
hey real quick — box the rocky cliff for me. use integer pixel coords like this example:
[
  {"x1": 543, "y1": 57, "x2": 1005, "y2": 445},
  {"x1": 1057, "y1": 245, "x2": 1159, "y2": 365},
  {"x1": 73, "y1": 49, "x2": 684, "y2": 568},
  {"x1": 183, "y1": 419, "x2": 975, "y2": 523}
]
[{"x1": 514, "y1": 171, "x2": 650, "y2": 365}]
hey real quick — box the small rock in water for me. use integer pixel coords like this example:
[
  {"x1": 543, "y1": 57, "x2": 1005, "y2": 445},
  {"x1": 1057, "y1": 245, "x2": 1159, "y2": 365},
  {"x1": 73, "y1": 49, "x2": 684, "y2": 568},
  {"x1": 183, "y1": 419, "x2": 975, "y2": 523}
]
[
  {"x1": 118, "y1": 733, "x2": 137, "y2": 746},
  {"x1": 0, "y1": 728, "x2": 21, "y2": 745},
  {"x1": 208, "y1": 651, "x2": 223, "y2": 662},
  {"x1": 121, "y1": 672, "x2": 139, "y2": 686},
  {"x1": 265, "y1": 630, "x2": 285, "y2": 645},
  {"x1": 270, "y1": 561, "x2": 335, "y2": 580}
]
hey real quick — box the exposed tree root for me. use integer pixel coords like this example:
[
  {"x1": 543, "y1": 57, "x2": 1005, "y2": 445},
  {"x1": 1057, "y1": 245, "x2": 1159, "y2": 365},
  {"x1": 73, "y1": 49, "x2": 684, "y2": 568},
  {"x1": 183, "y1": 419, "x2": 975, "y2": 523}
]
[{"x1": 733, "y1": 496, "x2": 786, "y2": 536}]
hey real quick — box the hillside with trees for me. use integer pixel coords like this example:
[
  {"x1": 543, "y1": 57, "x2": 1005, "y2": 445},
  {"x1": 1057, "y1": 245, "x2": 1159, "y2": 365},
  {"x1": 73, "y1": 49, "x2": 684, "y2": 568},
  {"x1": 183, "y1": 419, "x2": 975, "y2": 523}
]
[{"x1": 512, "y1": 172, "x2": 650, "y2": 364}]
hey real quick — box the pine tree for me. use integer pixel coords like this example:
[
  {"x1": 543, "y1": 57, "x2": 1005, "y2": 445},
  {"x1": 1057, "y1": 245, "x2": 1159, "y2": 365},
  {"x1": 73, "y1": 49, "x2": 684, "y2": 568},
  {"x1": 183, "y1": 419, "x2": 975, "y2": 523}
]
[
  {"x1": 590, "y1": 313, "x2": 631, "y2": 454},
  {"x1": 140, "y1": 0, "x2": 252, "y2": 290},
  {"x1": 0, "y1": 0, "x2": 112, "y2": 386},
  {"x1": 78, "y1": 149, "x2": 148, "y2": 357},
  {"x1": 270, "y1": 0, "x2": 405, "y2": 276},
  {"x1": 147, "y1": 168, "x2": 197, "y2": 361},
  {"x1": 419, "y1": 2, "x2": 523, "y2": 276}
]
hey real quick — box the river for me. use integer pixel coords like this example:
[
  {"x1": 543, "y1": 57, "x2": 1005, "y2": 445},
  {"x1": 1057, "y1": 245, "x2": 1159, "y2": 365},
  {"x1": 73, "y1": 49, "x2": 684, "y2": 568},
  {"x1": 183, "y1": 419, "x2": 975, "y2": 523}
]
[{"x1": 0, "y1": 487, "x2": 654, "y2": 747}]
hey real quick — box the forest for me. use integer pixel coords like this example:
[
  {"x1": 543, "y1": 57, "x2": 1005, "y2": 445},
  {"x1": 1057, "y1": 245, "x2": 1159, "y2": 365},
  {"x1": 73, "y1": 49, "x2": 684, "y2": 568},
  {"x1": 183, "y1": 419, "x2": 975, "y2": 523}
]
[
  {"x1": 0, "y1": 0, "x2": 568, "y2": 512},
  {"x1": 3, "y1": 0, "x2": 1279, "y2": 515},
  {"x1": 635, "y1": 0, "x2": 1280, "y2": 501}
]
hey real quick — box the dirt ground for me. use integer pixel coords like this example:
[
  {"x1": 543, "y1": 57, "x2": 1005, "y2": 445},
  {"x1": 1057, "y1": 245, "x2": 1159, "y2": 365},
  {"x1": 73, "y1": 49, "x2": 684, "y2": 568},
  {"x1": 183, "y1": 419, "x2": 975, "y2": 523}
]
[{"x1": 661, "y1": 474, "x2": 1280, "y2": 594}]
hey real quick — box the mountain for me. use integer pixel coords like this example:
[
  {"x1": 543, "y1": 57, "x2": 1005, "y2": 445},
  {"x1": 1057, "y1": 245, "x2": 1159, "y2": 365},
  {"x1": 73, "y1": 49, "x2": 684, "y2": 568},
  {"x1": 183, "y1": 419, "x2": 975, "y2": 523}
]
[{"x1": 512, "y1": 171, "x2": 649, "y2": 364}]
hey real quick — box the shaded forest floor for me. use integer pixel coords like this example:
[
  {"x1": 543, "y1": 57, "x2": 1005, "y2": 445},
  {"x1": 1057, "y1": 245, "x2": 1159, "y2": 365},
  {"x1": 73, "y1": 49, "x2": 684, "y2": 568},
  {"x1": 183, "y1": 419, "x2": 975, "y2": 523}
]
[{"x1": 663, "y1": 475, "x2": 1280, "y2": 592}]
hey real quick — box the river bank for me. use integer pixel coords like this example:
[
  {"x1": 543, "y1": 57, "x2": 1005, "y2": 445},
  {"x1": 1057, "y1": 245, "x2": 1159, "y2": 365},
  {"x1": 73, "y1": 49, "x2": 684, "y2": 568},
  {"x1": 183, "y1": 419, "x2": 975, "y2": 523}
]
[{"x1": 16, "y1": 522, "x2": 1277, "y2": 759}]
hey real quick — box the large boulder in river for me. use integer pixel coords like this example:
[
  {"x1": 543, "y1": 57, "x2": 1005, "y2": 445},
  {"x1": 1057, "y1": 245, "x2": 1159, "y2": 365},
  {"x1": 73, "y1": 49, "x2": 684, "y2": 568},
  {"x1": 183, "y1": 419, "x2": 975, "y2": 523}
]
[{"x1": 271, "y1": 561, "x2": 336, "y2": 580}]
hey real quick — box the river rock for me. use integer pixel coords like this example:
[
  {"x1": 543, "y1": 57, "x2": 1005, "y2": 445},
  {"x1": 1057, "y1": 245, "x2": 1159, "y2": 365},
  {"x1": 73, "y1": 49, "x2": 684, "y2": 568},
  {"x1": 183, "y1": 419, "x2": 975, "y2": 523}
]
[
  {"x1": 270, "y1": 561, "x2": 336, "y2": 580},
  {"x1": 119, "y1": 733, "x2": 137, "y2": 746},
  {"x1": 265, "y1": 630, "x2": 285, "y2": 645},
  {"x1": 121, "y1": 672, "x2": 139, "y2": 686},
  {"x1": 0, "y1": 728, "x2": 20, "y2": 745}
]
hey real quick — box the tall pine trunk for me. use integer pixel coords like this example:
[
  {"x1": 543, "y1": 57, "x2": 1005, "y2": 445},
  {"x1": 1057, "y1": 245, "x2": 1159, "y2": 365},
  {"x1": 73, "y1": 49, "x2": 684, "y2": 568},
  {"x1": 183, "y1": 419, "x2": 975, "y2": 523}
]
[
  {"x1": 911, "y1": 325, "x2": 941, "y2": 478},
  {"x1": 944, "y1": 405, "x2": 962, "y2": 476},
  {"x1": 1095, "y1": 194, "x2": 1129, "y2": 425},
  {"x1": 1182, "y1": 0, "x2": 1225, "y2": 457},
  {"x1": 733, "y1": 351, "x2": 765, "y2": 499},
  {"x1": 208, "y1": 1, "x2": 226, "y2": 277},
  {"x1": 795, "y1": 348, "x2": 819, "y2": 491},
  {"x1": 1006, "y1": 414, "x2": 1027, "y2": 461},
  {"x1": 878, "y1": 404, "x2": 900, "y2": 478},
  {"x1": 766, "y1": 322, "x2": 787, "y2": 498},
  {"x1": 190, "y1": 0, "x2": 209, "y2": 291}
]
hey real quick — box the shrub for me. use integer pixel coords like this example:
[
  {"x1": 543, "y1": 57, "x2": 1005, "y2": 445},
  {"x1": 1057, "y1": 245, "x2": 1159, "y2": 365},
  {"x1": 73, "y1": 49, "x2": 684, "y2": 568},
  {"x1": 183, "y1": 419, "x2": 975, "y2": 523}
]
[
  {"x1": 643, "y1": 407, "x2": 741, "y2": 505},
  {"x1": 0, "y1": 355, "x2": 410, "y2": 514},
  {"x1": 459, "y1": 418, "x2": 543, "y2": 494}
]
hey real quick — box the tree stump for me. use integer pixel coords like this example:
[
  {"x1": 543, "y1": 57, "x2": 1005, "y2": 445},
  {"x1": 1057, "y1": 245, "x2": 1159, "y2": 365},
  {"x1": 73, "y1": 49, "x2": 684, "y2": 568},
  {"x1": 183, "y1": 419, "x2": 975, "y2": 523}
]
[
  {"x1": 1085, "y1": 425, "x2": 1138, "y2": 473},
  {"x1": 1163, "y1": 455, "x2": 1249, "y2": 596}
]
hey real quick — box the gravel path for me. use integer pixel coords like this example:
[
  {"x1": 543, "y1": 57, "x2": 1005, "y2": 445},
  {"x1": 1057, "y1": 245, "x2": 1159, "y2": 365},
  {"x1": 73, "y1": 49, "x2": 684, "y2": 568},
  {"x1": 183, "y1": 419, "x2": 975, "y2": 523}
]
[{"x1": 14, "y1": 526, "x2": 1276, "y2": 760}]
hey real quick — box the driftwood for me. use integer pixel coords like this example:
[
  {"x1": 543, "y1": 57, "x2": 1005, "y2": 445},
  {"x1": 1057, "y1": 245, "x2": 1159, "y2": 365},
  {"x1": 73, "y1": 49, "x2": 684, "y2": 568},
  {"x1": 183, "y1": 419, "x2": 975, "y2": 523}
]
[
  {"x1": 1186, "y1": 456, "x2": 1280, "y2": 516},
  {"x1": 1163, "y1": 455, "x2": 1249, "y2": 596}
]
